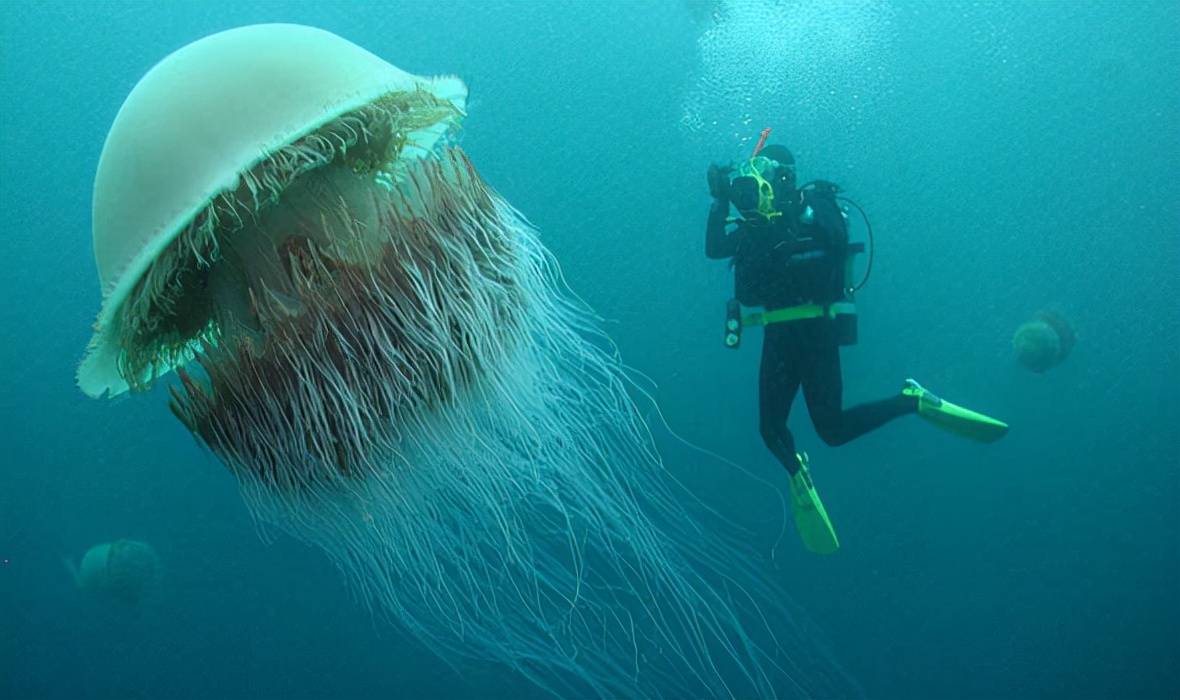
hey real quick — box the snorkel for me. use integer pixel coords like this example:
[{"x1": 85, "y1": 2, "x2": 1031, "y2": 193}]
[
  {"x1": 732, "y1": 127, "x2": 783, "y2": 221},
  {"x1": 751, "y1": 127, "x2": 772, "y2": 158}
]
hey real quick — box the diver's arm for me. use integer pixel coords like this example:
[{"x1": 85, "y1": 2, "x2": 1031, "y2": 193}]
[{"x1": 705, "y1": 200, "x2": 738, "y2": 259}]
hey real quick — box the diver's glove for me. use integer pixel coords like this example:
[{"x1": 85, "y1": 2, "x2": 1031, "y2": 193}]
[{"x1": 707, "y1": 163, "x2": 732, "y2": 202}]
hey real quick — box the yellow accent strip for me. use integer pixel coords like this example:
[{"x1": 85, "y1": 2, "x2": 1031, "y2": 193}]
[{"x1": 742, "y1": 302, "x2": 856, "y2": 327}]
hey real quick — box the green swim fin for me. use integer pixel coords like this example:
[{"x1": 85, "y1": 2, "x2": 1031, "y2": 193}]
[
  {"x1": 903, "y1": 378, "x2": 1009, "y2": 443},
  {"x1": 787, "y1": 453, "x2": 839, "y2": 555}
]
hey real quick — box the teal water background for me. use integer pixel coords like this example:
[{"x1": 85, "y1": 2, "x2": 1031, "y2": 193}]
[{"x1": 1, "y1": 1, "x2": 1177, "y2": 697}]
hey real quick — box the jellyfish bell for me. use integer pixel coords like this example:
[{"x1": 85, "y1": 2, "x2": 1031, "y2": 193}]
[
  {"x1": 77, "y1": 24, "x2": 853, "y2": 698},
  {"x1": 1013, "y1": 309, "x2": 1075, "y2": 373},
  {"x1": 68, "y1": 540, "x2": 161, "y2": 605},
  {"x1": 77, "y1": 23, "x2": 466, "y2": 397}
]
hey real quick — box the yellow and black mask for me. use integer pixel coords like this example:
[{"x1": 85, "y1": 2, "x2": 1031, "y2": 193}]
[{"x1": 729, "y1": 153, "x2": 795, "y2": 221}]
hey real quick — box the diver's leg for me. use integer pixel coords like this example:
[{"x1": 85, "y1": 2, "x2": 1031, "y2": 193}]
[
  {"x1": 768, "y1": 331, "x2": 840, "y2": 554},
  {"x1": 758, "y1": 327, "x2": 803, "y2": 475},
  {"x1": 802, "y1": 344, "x2": 915, "y2": 447}
]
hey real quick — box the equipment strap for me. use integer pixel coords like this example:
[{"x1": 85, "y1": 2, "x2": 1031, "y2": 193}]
[{"x1": 742, "y1": 302, "x2": 856, "y2": 328}]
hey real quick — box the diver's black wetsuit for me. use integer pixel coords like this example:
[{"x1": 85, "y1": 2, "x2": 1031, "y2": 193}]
[{"x1": 706, "y1": 189, "x2": 914, "y2": 475}]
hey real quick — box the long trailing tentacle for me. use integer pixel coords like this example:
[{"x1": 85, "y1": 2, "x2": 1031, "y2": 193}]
[{"x1": 168, "y1": 149, "x2": 855, "y2": 698}]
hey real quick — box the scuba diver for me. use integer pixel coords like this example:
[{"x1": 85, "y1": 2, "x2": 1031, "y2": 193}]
[{"x1": 706, "y1": 133, "x2": 1008, "y2": 554}]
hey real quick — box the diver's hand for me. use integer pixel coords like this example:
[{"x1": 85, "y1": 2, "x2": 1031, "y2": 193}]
[{"x1": 707, "y1": 163, "x2": 732, "y2": 202}]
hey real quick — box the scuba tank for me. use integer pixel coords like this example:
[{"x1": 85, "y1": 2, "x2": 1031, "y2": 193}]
[{"x1": 796, "y1": 179, "x2": 874, "y2": 297}]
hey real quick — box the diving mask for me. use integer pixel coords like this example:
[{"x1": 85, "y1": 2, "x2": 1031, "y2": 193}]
[{"x1": 730, "y1": 156, "x2": 792, "y2": 220}]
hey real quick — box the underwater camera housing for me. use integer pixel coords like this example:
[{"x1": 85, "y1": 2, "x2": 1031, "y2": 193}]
[{"x1": 728, "y1": 176, "x2": 760, "y2": 214}]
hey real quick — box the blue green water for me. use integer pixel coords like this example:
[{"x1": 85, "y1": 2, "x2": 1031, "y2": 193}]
[{"x1": 1, "y1": 1, "x2": 1177, "y2": 697}]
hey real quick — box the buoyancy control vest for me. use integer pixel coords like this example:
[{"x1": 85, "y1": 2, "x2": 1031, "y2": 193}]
[{"x1": 732, "y1": 181, "x2": 851, "y2": 310}]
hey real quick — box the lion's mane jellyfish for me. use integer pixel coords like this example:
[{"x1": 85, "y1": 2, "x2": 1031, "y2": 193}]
[
  {"x1": 77, "y1": 24, "x2": 848, "y2": 698},
  {"x1": 67, "y1": 540, "x2": 160, "y2": 605},
  {"x1": 1013, "y1": 310, "x2": 1076, "y2": 373}
]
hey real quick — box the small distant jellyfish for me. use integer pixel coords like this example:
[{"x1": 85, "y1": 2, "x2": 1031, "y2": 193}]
[
  {"x1": 67, "y1": 540, "x2": 160, "y2": 605},
  {"x1": 1013, "y1": 310, "x2": 1075, "y2": 373},
  {"x1": 75, "y1": 24, "x2": 856, "y2": 698}
]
